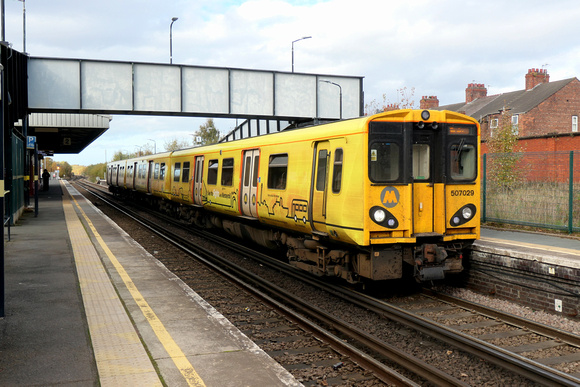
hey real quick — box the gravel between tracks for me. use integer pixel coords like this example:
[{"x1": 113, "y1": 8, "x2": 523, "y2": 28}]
[
  {"x1": 81, "y1": 183, "x2": 579, "y2": 386},
  {"x1": 439, "y1": 286, "x2": 580, "y2": 335}
]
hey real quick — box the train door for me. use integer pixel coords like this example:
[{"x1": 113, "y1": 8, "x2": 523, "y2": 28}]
[
  {"x1": 113, "y1": 165, "x2": 119, "y2": 186},
  {"x1": 132, "y1": 162, "x2": 137, "y2": 189},
  {"x1": 309, "y1": 141, "x2": 330, "y2": 234},
  {"x1": 241, "y1": 149, "x2": 259, "y2": 217},
  {"x1": 147, "y1": 161, "x2": 154, "y2": 193},
  {"x1": 193, "y1": 156, "x2": 204, "y2": 205},
  {"x1": 412, "y1": 130, "x2": 442, "y2": 234}
]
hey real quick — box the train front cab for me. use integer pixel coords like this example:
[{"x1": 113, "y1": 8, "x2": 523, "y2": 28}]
[{"x1": 366, "y1": 110, "x2": 480, "y2": 282}]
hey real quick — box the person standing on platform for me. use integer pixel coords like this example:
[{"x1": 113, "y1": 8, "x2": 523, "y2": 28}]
[{"x1": 42, "y1": 169, "x2": 50, "y2": 191}]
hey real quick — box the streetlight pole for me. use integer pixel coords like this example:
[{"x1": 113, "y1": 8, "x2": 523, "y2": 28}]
[
  {"x1": 292, "y1": 36, "x2": 311, "y2": 72},
  {"x1": 18, "y1": 0, "x2": 25, "y2": 53},
  {"x1": 320, "y1": 80, "x2": 342, "y2": 120},
  {"x1": 148, "y1": 139, "x2": 156, "y2": 154},
  {"x1": 170, "y1": 17, "x2": 178, "y2": 64}
]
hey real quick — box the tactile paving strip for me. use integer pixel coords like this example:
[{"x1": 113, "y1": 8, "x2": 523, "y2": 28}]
[{"x1": 62, "y1": 191, "x2": 162, "y2": 387}]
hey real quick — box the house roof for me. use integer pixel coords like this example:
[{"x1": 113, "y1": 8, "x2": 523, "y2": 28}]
[{"x1": 438, "y1": 77, "x2": 578, "y2": 120}]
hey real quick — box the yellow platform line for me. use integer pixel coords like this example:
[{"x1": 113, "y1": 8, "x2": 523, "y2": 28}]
[
  {"x1": 62, "y1": 188, "x2": 162, "y2": 386},
  {"x1": 65, "y1": 183, "x2": 206, "y2": 387},
  {"x1": 479, "y1": 237, "x2": 580, "y2": 257}
]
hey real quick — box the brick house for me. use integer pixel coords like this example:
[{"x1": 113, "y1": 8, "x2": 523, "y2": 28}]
[{"x1": 420, "y1": 69, "x2": 580, "y2": 154}]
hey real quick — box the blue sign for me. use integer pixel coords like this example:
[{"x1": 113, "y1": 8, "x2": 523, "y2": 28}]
[{"x1": 26, "y1": 136, "x2": 36, "y2": 150}]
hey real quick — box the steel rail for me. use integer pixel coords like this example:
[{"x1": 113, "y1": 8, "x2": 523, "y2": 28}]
[
  {"x1": 78, "y1": 182, "x2": 427, "y2": 386},
  {"x1": 79, "y1": 180, "x2": 580, "y2": 386},
  {"x1": 422, "y1": 288, "x2": 580, "y2": 347}
]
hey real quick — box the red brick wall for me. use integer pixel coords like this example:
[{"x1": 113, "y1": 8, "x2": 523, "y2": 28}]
[
  {"x1": 482, "y1": 134, "x2": 580, "y2": 154},
  {"x1": 522, "y1": 80, "x2": 580, "y2": 137}
]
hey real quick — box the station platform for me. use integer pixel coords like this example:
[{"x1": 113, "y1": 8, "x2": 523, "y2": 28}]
[
  {"x1": 0, "y1": 180, "x2": 301, "y2": 386},
  {"x1": 477, "y1": 228, "x2": 580, "y2": 269}
]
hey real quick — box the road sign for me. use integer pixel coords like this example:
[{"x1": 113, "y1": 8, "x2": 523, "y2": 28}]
[{"x1": 26, "y1": 136, "x2": 36, "y2": 150}]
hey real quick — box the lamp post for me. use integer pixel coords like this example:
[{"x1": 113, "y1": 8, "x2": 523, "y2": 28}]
[
  {"x1": 170, "y1": 17, "x2": 178, "y2": 64},
  {"x1": 148, "y1": 139, "x2": 156, "y2": 154},
  {"x1": 291, "y1": 36, "x2": 311, "y2": 72},
  {"x1": 18, "y1": 0, "x2": 26, "y2": 53},
  {"x1": 135, "y1": 145, "x2": 143, "y2": 157},
  {"x1": 320, "y1": 80, "x2": 342, "y2": 120}
]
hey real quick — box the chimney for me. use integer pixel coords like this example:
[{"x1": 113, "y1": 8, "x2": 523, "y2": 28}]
[
  {"x1": 465, "y1": 83, "x2": 487, "y2": 103},
  {"x1": 383, "y1": 103, "x2": 400, "y2": 112},
  {"x1": 420, "y1": 95, "x2": 439, "y2": 109},
  {"x1": 525, "y1": 68, "x2": 549, "y2": 90}
]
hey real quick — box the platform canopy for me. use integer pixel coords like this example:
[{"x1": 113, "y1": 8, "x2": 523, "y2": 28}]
[{"x1": 16, "y1": 113, "x2": 111, "y2": 154}]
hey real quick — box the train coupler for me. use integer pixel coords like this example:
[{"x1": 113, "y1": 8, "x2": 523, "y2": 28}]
[{"x1": 414, "y1": 243, "x2": 450, "y2": 282}]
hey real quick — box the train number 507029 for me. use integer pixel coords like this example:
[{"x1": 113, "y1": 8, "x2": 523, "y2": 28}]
[{"x1": 450, "y1": 190, "x2": 475, "y2": 197}]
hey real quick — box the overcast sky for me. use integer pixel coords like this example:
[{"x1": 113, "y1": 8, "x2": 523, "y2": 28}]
[{"x1": 4, "y1": 0, "x2": 580, "y2": 166}]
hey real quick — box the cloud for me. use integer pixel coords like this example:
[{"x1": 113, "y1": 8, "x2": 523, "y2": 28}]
[{"x1": 4, "y1": 0, "x2": 579, "y2": 165}]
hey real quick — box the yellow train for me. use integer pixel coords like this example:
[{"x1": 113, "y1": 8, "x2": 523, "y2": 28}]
[{"x1": 107, "y1": 109, "x2": 480, "y2": 284}]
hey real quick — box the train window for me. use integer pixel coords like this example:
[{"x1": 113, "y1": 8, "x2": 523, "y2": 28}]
[
  {"x1": 174, "y1": 162, "x2": 181, "y2": 182},
  {"x1": 208, "y1": 160, "x2": 219, "y2": 185},
  {"x1": 332, "y1": 149, "x2": 343, "y2": 193},
  {"x1": 369, "y1": 142, "x2": 400, "y2": 182},
  {"x1": 450, "y1": 143, "x2": 476, "y2": 180},
  {"x1": 154, "y1": 163, "x2": 160, "y2": 179},
  {"x1": 253, "y1": 155, "x2": 259, "y2": 188},
  {"x1": 182, "y1": 162, "x2": 190, "y2": 183},
  {"x1": 413, "y1": 144, "x2": 430, "y2": 180},
  {"x1": 160, "y1": 163, "x2": 166, "y2": 180},
  {"x1": 244, "y1": 156, "x2": 252, "y2": 186},
  {"x1": 268, "y1": 154, "x2": 287, "y2": 190},
  {"x1": 221, "y1": 158, "x2": 234, "y2": 186},
  {"x1": 316, "y1": 150, "x2": 328, "y2": 191}
]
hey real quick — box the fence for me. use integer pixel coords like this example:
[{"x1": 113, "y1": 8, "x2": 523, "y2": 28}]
[{"x1": 482, "y1": 151, "x2": 580, "y2": 233}]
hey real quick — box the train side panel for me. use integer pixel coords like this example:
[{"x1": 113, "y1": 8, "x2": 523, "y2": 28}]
[
  {"x1": 201, "y1": 149, "x2": 242, "y2": 217},
  {"x1": 256, "y1": 138, "x2": 313, "y2": 234},
  {"x1": 168, "y1": 153, "x2": 195, "y2": 205}
]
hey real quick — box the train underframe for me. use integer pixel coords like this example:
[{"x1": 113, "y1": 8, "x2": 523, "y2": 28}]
[{"x1": 114, "y1": 191, "x2": 471, "y2": 284}]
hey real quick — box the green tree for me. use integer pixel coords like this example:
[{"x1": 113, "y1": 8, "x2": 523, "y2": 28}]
[
  {"x1": 164, "y1": 138, "x2": 191, "y2": 151},
  {"x1": 84, "y1": 163, "x2": 107, "y2": 183},
  {"x1": 364, "y1": 87, "x2": 415, "y2": 115},
  {"x1": 486, "y1": 108, "x2": 524, "y2": 189},
  {"x1": 193, "y1": 119, "x2": 220, "y2": 145},
  {"x1": 57, "y1": 161, "x2": 72, "y2": 179},
  {"x1": 112, "y1": 150, "x2": 132, "y2": 161}
]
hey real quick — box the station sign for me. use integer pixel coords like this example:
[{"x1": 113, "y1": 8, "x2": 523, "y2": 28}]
[{"x1": 26, "y1": 136, "x2": 36, "y2": 150}]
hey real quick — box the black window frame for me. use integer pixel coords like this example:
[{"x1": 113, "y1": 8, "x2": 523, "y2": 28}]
[
  {"x1": 173, "y1": 162, "x2": 181, "y2": 182},
  {"x1": 332, "y1": 148, "x2": 343, "y2": 193},
  {"x1": 182, "y1": 162, "x2": 190, "y2": 183},
  {"x1": 267, "y1": 154, "x2": 288, "y2": 190},
  {"x1": 221, "y1": 158, "x2": 234, "y2": 186},
  {"x1": 207, "y1": 159, "x2": 219, "y2": 185}
]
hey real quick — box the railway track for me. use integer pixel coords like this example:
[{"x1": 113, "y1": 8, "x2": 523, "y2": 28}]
[
  {"x1": 391, "y1": 289, "x2": 580, "y2": 379},
  {"x1": 75, "y1": 179, "x2": 580, "y2": 386}
]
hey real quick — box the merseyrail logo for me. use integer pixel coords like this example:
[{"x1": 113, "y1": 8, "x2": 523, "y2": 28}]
[{"x1": 381, "y1": 187, "x2": 399, "y2": 208}]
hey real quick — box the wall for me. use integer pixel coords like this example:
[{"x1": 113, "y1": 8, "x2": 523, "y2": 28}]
[{"x1": 522, "y1": 80, "x2": 580, "y2": 137}]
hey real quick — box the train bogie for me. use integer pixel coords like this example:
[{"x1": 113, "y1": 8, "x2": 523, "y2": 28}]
[{"x1": 107, "y1": 109, "x2": 480, "y2": 285}]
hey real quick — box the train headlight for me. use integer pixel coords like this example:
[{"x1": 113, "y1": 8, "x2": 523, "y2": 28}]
[
  {"x1": 450, "y1": 204, "x2": 477, "y2": 227},
  {"x1": 369, "y1": 206, "x2": 399, "y2": 229},
  {"x1": 421, "y1": 110, "x2": 430, "y2": 120},
  {"x1": 374, "y1": 209, "x2": 386, "y2": 223},
  {"x1": 462, "y1": 207, "x2": 473, "y2": 219}
]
